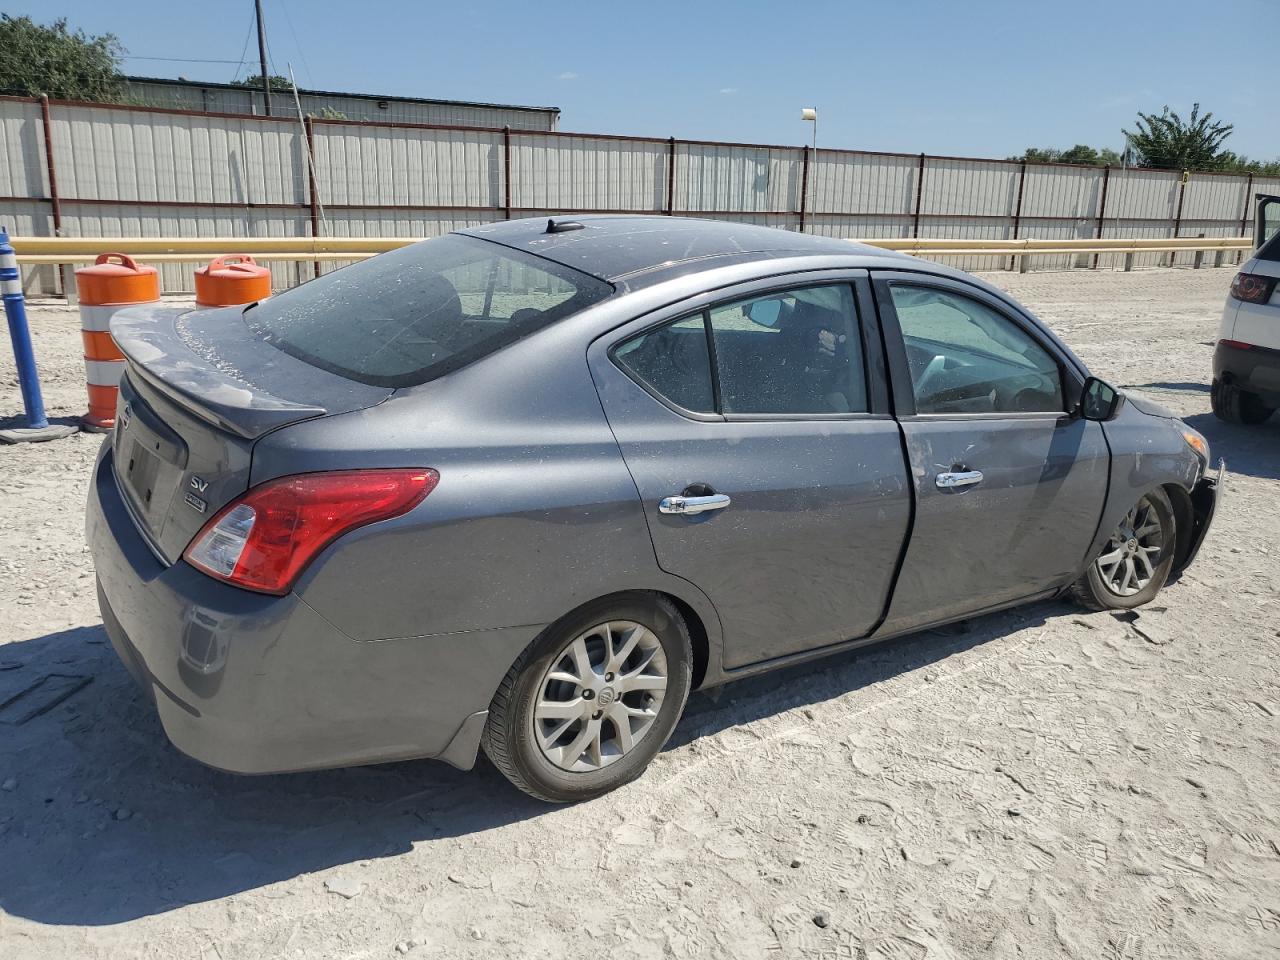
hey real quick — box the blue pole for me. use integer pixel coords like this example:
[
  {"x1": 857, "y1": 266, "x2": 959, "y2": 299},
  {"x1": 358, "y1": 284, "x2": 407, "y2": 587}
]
[{"x1": 0, "y1": 226, "x2": 49, "y2": 430}]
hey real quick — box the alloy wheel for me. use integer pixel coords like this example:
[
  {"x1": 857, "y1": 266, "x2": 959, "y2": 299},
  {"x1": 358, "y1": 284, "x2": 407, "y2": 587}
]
[
  {"x1": 1095, "y1": 497, "x2": 1165, "y2": 597},
  {"x1": 532, "y1": 620, "x2": 668, "y2": 772}
]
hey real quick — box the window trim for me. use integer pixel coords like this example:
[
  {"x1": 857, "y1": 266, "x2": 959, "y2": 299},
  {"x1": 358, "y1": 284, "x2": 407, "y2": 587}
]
[
  {"x1": 607, "y1": 272, "x2": 889, "y2": 422},
  {"x1": 871, "y1": 271, "x2": 1084, "y2": 421}
]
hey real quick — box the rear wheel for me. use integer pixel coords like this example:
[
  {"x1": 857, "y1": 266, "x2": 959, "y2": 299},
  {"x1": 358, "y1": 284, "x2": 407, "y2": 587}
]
[
  {"x1": 1072, "y1": 489, "x2": 1176, "y2": 611},
  {"x1": 482, "y1": 594, "x2": 692, "y2": 803},
  {"x1": 1212, "y1": 378, "x2": 1275, "y2": 425}
]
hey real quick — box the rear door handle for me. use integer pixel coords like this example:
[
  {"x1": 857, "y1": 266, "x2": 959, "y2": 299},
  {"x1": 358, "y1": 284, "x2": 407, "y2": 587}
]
[
  {"x1": 935, "y1": 470, "x2": 983, "y2": 490},
  {"x1": 659, "y1": 493, "x2": 732, "y2": 515}
]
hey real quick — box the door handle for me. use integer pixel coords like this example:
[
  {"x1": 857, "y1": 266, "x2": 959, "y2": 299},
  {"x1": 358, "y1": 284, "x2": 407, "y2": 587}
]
[
  {"x1": 935, "y1": 469, "x2": 984, "y2": 490},
  {"x1": 659, "y1": 493, "x2": 732, "y2": 515}
]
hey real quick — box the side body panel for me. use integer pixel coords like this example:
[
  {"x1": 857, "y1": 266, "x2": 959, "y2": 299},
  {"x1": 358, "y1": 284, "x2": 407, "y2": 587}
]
[
  {"x1": 879, "y1": 416, "x2": 1110, "y2": 634},
  {"x1": 586, "y1": 271, "x2": 912, "y2": 670},
  {"x1": 1081, "y1": 401, "x2": 1204, "y2": 568},
  {"x1": 870, "y1": 271, "x2": 1110, "y2": 635}
]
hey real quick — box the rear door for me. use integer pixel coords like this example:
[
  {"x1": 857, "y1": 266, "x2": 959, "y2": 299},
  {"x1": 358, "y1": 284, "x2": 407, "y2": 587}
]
[
  {"x1": 870, "y1": 272, "x2": 1110, "y2": 636},
  {"x1": 1234, "y1": 194, "x2": 1280, "y2": 353},
  {"x1": 589, "y1": 271, "x2": 912, "y2": 670},
  {"x1": 1252, "y1": 193, "x2": 1280, "y2": 251}
]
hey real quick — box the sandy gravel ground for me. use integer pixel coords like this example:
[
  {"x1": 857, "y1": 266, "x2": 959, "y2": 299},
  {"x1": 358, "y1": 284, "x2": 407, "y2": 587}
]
[{"x1": 0, "y1": 266, "x2": 1277, "y2": 960}]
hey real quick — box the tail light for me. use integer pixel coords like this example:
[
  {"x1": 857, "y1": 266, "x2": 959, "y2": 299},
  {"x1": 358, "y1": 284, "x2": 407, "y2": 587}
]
[
  {"x1": 184, "y1": 469, "x2": 438, "y2": 595},
  {"x1": 1230, "y1": 272, "x2": 1277, "y2": 304}
]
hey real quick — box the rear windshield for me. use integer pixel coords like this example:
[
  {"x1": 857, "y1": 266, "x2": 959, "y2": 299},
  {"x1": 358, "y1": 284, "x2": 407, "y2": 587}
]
[{"x1": 244, "y1": 234, "x2": 613, "y2": 387}]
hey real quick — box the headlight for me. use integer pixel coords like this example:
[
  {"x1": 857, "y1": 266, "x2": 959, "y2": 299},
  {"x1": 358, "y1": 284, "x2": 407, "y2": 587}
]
[{"x1": 1182, "y1": 427, "x2": 1209, "y2": 462}]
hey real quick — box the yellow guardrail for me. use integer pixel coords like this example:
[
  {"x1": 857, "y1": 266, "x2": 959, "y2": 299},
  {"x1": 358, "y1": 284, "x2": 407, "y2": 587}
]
[{"x1": 8, "y1": 234, "x2": 1253, "y2": 265}]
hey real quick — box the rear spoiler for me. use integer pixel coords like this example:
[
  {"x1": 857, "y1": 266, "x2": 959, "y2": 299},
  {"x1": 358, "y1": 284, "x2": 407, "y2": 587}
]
[{"x1": 110, "y1": 305, "x2": 327, "y2": 439}]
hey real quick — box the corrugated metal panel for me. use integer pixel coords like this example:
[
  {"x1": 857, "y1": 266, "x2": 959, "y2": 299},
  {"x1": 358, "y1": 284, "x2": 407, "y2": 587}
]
[
  {"x1": 1102, "y1": 169, "x2": 1179, "y2": 220},
  {"x1": 1181, "y1": 173, "x2": 1245, "y2": 221},
  {"x1": 810, "y1": 152, "x2": 917, "y2": 216},
  {"x1": 806, "y1": 217, "x2": 913, "y2": 240},
  {"x1": 1020, "y1": 165, "x2": 1104, "y2": 219},
  {"x1": 312, "y1": 124, "x2": 501, "y2": 208},
  {"x1": 0, "y1": 99, "x2": 48, "y2": 198},
  {"x1": 50, "y1": 106, "x2": 304, "y2": 205},
  {"x1": 677, "y1": 144, "x2": 800, "y2": 214},
  {"x1": 922, "y1": 159, "x2": 1019, "y2": 217},
  {"x1": 512, "y1": 136, "x2": 666, "y2": 212}
]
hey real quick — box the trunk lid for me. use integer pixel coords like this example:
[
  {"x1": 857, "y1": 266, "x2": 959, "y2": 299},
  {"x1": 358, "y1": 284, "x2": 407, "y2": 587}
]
[{"x1": 109, "y1": 305, "x2": 392, "y2": 564}]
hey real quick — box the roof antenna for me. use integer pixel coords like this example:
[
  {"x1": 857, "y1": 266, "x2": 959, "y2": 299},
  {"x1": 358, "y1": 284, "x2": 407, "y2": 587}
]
[{"x1": 546, "y1": 218, "x2": 586, "y2": 234}]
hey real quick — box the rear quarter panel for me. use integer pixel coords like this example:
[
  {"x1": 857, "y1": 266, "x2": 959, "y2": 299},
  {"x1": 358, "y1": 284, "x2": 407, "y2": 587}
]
[{"x1": 250, "y1": 308, "x2": 723, "y2": 658}]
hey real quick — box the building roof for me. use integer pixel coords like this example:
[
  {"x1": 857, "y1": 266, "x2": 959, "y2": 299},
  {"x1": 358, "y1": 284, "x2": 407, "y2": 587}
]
[{"x1": 121, "y1": 75, "x2": 560, "y2": 117}]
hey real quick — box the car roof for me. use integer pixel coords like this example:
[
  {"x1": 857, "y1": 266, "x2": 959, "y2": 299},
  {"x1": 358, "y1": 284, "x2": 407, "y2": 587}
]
[{"x1": 460, "y1": 215, "x2": 916, "y2": 288}]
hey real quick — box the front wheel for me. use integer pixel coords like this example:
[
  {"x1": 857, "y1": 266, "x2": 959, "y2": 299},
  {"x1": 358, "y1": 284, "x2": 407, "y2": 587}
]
[
  {"x1": 1072, "y1": 489, "x2": 1176, "y2": 611},
  {"x1": 482, "y1": 594, "x2": 693, "y2": 803}
]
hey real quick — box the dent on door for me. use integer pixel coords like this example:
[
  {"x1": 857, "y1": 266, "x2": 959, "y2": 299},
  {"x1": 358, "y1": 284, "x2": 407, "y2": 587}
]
[{"x1": 877, "y1": 415, "x2": 1109, "y2": 636}]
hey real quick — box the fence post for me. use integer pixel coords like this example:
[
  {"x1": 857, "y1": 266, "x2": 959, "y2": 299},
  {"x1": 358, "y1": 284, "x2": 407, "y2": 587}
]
[
  {"x1": 503, "y1": 127, "x2": 513, "y2": 221},
  {"x1": 1009, "y1": 160, "x2": 1026, "y2": 271},
  {"x1": 0, "y1": 227, "x2": 76, "y2": 443},
  {"x1": 1170, "y1": 172, "x2": 1187, "y2": 267},
  {"x1": 1124, "y1": 251, "x2": 1135, "y2": 272},
  {"x1": 912, "y1": 153, "x2": 926, "y2": 238},
  {"x1": 1193, "y1": 234, "x2": 1205, "y2": 269},
  {"x1": 666, "y1": 137, "x2": 676, "y2": 216},
  {"x1": 798, "y1": 144, "x2": 810, "y2": 234},
  {"x1": 1092, "y1": 165, "x2": 1111, "y2": 270},
  {"x1": 38, "y1": 95, "x2": 68, "y2": 300}
]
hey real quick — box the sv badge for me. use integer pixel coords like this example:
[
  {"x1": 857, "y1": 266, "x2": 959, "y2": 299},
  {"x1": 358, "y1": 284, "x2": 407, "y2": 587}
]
[{"x1": 189, "y1": 476, "x2": 210, "y2": 493}]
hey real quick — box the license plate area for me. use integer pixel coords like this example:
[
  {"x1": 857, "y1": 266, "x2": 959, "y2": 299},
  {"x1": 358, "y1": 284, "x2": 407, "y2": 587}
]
[
  {"x1": 124, "y1": 438, "x2": 162, "y2": 509},
  {"x1": 113, "y1": 377, "x2": 189, "y2": 541}
]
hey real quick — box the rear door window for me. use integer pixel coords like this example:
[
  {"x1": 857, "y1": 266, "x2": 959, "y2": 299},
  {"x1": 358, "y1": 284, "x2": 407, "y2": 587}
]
[
  {"x1": 245, "y1": 235, "x2": 613, "y2": 387},
  {"x1": 613, "y1": 283, "x2": 868, "y2": 417},
  {"x1": 613, "y1": 315, "x2": 715, "y2": 414}
]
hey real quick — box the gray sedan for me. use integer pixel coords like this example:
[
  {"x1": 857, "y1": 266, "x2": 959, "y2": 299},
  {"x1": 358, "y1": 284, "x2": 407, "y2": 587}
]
[{"x1": 87, "y1": 217, "x2": 1221, "y2": 802}]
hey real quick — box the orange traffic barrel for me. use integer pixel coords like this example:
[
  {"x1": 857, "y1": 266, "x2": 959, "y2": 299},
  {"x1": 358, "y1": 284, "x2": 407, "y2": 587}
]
[
  {"x1": 194, "y1": 255, "x2": 271, "y2": 307},
  {"x1": 76, "y1": 253, "x2": 160, "y2": 432}
]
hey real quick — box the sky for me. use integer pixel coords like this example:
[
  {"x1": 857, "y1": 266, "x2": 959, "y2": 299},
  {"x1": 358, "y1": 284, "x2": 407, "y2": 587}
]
[{"x1": 10, "y1": 0, "x2": 1278, "y2": 161}]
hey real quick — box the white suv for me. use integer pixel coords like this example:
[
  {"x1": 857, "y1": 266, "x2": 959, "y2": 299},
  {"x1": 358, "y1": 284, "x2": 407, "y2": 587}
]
[{"x1": 1213, "y1": 193, "x2": 1280, "y2": 424}]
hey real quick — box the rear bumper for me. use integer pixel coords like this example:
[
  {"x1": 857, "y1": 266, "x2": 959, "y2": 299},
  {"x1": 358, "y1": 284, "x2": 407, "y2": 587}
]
[
  {"x1": 86, "y1": 444, "x2": 537, "y2": 774},
  {"x1": 1214, "y1": 340, "x2": 1280, "y2": 405}
]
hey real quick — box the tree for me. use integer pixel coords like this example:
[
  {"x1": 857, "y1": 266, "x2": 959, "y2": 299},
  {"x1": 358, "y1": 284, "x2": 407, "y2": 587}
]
[
  {"x1": 1007, "y1": 145, "x2": 1125, "y2": 166},
  {"x1": 1123, "y1": 103, "x2": 1233, "y2": 170},
  {"x1": 230, "y1": 74, "x2": 294, "y2": 91},
  {"x1": 0, "y1": 15, "x2": 122, "y2": 101}
]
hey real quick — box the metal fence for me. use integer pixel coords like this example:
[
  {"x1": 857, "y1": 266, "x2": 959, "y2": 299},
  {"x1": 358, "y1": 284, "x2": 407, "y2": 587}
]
[{"x1": 3, "y1": 94, "x2": 1277, "y2": 294}]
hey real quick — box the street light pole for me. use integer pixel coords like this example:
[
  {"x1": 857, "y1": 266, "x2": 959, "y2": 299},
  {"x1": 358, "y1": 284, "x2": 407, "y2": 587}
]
[{"x1": 801, "y1": 107, "x2": 817, "y2": 151}]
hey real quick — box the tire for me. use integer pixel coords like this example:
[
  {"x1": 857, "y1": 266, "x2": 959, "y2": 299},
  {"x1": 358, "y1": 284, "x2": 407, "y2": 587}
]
[
  {"x1": 1071, "y1": 488, "x2": 1176, "y2": 611},
  {"x1": 482, "y1": 593, "x2": 693, "y2": 803},
  {"x1": 1212, "y1": 378, "x2": 1275, "y2": 425}
]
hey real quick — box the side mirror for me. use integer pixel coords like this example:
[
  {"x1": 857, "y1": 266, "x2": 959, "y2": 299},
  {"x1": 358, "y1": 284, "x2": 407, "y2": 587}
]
[
  {"x1": 1080, "y1": 376, "x2": 1125, "y2": 421},
  {"x1": 746, "y1": 298, "x2": 783, "y2": 328}
]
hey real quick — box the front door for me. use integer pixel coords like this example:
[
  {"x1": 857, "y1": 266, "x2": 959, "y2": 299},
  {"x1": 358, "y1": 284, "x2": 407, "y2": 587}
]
[
  {"x1": 589, "y1": 274, "x2": 912, "y2": 669},
  {"x1": 870, "y1": 273, "x2": 1110, "y2": 636}
]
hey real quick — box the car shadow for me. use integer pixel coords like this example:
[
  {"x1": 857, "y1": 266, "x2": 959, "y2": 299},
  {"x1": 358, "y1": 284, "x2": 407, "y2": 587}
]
[
  {"x1": 0, "y1": 598, "x2": 1064, "y2": 925},
  {"x1": 1127, "y1": 381, "x2": 1212, "y2": 394},
  {"x1": 1183, "y1": 411, "x2": 1280, "y2": 481}
]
